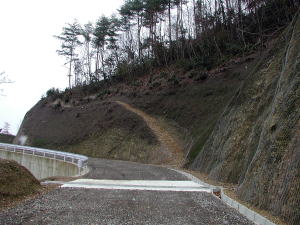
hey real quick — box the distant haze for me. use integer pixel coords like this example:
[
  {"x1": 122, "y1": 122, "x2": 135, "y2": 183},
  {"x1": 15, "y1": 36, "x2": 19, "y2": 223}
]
[{"x1": 0, "y1": 0, "x2": 123, "y2": 135}]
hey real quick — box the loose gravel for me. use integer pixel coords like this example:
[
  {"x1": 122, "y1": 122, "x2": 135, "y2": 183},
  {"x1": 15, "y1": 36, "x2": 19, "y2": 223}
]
[{"x1": 0, "y1": 188, "x2": 254, "y2": 225}]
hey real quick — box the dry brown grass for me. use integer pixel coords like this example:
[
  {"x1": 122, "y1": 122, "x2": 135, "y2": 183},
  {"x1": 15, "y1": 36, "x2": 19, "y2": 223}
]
[
  {"x1": 0, "y1": 159, "x2": 57, "y2": 211},
  {"x1": 63, "y1": 128, "x2": 161, "y2": 164}
]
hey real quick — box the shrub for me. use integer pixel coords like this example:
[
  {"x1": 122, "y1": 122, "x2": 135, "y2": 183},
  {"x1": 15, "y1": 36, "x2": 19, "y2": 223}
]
[
  {"x1": 168, "y1": 73, "x2": 180, "y2": 85},
  {"x1": 199, "y1": 72, "x2": 208, "y2": 80},
  {"x1": 149, "y1": 81, "x2": 161, "y2": 89},
  {"x1": 188, "y1": 71, "x2": 198, "y2": 78},
  {"x1": 115, "y1": 59, "x2": 155, "y2": 82},
  {"x1": 194, "y1": 71, "x2": 209, "y2": 81},
  {"x1": 132, "y1": 80, "x2": 141, "y2": 87},
  {"x1": 53, "y1": 101, "x2": 61, "y2": 109},
  {"x1": 97, "y1": 89, "x2": 111, "y2": 98},
  {"x1": 81, "y1": 82, "x2": 103, "y2": 95},
  {"x1": 176, "y1": 59, "x2": 194, "y2": 71},
  {"x1": 32, "y1": 138, "x2": 47, "y2": 148},
  {"x1": 46, "y1": 88, "x2": 62, "y2": 100},
  {"x1": 160, "y1": 71, "x2": 169, "y2": 78}
]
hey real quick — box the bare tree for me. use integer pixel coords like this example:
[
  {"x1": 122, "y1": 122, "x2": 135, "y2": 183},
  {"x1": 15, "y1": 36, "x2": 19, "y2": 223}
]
[
  {"x1": 0, "y1": 122, "x2": 11, "y2": 135},
  {"x1": 0, "y1": 71, "x2": 12, "y2": 96}
]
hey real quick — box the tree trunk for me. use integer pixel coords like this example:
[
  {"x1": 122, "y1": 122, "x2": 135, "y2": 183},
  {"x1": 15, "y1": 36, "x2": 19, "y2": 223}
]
[
  {"x1": 137, "y1": 14, "x2": 141, "y2": 60},
  {"x1": 68, "y1": 59, "x2": 72, "y2": 88},
  {"x1": 95, "y1": 47, "x2": 100, "y2": 80},
  {"x1": 193, "y1": 0, "x2": 198, "y2": 38},
  {"x1": 168, "y1": 0, "x2": 172, "y2": 45},
  {"x1": 100, "y1": 46, "x2": 106, "y2": 80},
  {"x1": 87, "y1": 42, "x2": 91, "y2": 81},
  {"x1": 68, "y1": 45, "x2": 73, "y2": 88}
]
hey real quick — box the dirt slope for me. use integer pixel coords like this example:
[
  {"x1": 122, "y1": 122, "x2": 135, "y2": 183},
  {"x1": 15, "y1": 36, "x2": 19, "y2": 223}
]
[
  {"x1": 0, "y1": 159, "x2": 41, "y2": 209},
  {"x1": 116, "y1": 101, "x2": 184, "y2": 166},
  {"x1": 15, "y1": 99, "x2": 165, "y2": 164},
  {"x1": 16, "y1": 51, "x2": 249, "y2": 164}
]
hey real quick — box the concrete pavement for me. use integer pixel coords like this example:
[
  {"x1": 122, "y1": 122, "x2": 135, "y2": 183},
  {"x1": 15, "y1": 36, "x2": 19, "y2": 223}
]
[{"x1": 61, "y1": 179, "x2": 212, "y2": 192}]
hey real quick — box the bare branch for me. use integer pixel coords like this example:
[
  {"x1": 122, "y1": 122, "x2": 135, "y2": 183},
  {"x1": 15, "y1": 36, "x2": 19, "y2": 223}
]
[
  {"x1": 0, "y1": 71, "x2": 13, "y2": 96},
  {"x1": 0, "y1": 71, "x2": 12, "y2": 84}
]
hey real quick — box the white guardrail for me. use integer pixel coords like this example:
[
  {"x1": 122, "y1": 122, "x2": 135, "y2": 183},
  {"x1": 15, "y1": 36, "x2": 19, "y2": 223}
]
[{"x1": 0, "y1": 143, "x2": 88, "y2": 168}]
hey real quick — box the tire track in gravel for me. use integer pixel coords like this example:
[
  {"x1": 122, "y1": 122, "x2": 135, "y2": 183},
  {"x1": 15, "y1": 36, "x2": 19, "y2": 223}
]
[{"x1": 115, "y1": 101, "x2": 184, "y2": 167}]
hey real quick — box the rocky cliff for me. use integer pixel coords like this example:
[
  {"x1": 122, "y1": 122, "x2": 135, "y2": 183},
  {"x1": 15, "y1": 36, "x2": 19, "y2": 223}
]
[{"x1": 191, "y1": 13, "x2": 300, "y2": 225}]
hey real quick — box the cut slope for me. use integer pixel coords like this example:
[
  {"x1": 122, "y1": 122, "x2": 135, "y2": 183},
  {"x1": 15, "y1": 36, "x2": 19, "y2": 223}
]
[
  {"x1": 192, "y1": 13, "x2": 300, "y2": 225},
  {"x1": 16, "y1": 100, "x2": 161, "y2": 164},
  {"x1": 121, "y1": 57, "x2": 252, "y2": 162},
  {"x1": 16, "y1": 44, "x2": 250, "y2": 165}
]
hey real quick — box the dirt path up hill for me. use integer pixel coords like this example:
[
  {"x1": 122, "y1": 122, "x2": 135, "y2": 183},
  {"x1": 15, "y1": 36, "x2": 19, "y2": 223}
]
[{"x1": 115, "y1": 101, "x2": 184, "y2": 167}]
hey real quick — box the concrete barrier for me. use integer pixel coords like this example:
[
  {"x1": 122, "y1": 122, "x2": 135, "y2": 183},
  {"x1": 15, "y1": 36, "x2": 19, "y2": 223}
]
[
  {"x1": 221, "y1": 192, "x2": 277, "y2": 225},
  {"x1": 170, "y1": 169, "x2": 277, "y2": 225},
  {"x1": 0, "y1": 143, "x2": 89, "y2": 180}
]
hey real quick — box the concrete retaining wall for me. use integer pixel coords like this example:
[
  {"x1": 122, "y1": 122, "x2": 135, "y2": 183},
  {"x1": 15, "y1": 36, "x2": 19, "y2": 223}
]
[{"x1": 0, "y1": 143, "x2": 89, "y2": 180}]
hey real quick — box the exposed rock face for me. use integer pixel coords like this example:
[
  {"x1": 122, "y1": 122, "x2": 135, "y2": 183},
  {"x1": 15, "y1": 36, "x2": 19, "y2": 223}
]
[{"x1": 191, "y1": 14, "x2": 300, "y2": 225}]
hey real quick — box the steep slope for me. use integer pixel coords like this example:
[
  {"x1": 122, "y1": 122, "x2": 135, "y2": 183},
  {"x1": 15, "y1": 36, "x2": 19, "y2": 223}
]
[
  {"x1": 191, "y1": 13, "x2": 300, "y2": 225},
  {"x1": 16, "y1": 50, "x2": 250, "y2": 164},
  {"x1": 123, "y1": 58, "x2": 251, "y2": 161},
  {"x1": 16, "y1": 100, "x2": 161, "y2": 164},
  {"x1": 116, "y1": 101, "x2": 184, "y2": 166}
]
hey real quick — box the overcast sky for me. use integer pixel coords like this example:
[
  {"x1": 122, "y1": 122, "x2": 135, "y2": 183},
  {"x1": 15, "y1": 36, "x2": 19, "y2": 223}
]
[{"x1": 0, "y1": 0, "x2": 123, "y2": 135}]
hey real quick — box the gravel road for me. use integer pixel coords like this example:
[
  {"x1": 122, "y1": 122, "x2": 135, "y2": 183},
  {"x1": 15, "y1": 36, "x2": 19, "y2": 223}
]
[
  {"x1": 84, "y1": 157, "x2": 188, "y2": 180},
  {"x1": 0, "y1": 188, "x2": 254, "y2": 225},
  {"x1": 0, "y1": 158, "x2": 254, "y2": 225}
]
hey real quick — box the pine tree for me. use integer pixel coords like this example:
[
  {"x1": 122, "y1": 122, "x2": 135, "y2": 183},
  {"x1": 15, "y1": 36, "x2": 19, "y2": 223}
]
[
  {"x1": 93, "y1": 16, "x2": 111, "y2": 80},
  {"x1": 55, "y1": 21, "x2": 82, "y2": 88},
  {"x1": 81, "y1": 22, "x2": 94, "y2": 82}
]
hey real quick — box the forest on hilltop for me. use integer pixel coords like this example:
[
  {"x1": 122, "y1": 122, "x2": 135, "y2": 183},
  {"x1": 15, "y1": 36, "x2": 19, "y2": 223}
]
[{"x1": 54, "y1": 0, "x2": 299, "y2": 89}]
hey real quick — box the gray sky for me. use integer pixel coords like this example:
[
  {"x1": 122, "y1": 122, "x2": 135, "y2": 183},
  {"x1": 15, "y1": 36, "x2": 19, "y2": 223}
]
[{"x1": 0, "y1": 0, "x2": 123, "y2": 135}]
